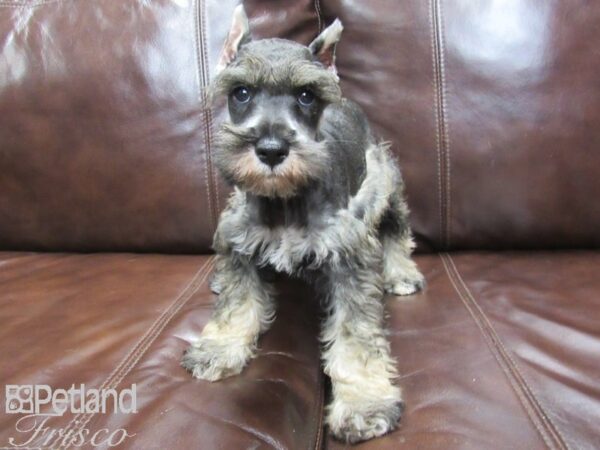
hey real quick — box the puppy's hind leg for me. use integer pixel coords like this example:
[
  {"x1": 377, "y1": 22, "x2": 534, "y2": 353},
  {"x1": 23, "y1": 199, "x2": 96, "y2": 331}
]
[
  {"x1": 182, "y1": 253, "x2": 275, "y2": 381},
  {"x1": 379, "y1": 187, "x2": 425, "y2": 296}
]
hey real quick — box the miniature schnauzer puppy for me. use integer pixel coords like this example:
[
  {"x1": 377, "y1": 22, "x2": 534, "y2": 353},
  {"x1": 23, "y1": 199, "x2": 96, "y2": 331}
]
[{"x1": 182, "y1": 6, "x2": 424, "y2": 443}]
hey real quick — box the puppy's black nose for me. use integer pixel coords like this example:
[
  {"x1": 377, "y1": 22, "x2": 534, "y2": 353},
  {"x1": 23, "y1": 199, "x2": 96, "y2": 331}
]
[{"x1": 255, "y1": 136, "x2": 289, "y2": 168}]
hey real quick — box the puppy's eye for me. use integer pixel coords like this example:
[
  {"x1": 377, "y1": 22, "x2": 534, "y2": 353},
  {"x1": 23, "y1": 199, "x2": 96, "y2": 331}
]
[
  {"x1": 297, "y1": 89, "x2": 315, "y2": 106},
  {"x1": 231, "y1": 86, "x2": 252, "y2": 104}
]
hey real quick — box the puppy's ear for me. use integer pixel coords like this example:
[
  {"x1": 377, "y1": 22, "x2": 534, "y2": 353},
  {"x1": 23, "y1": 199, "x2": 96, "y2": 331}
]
[
  {"x1": 216, "y1": 5, "x2": 251, "y2": 74},
  {"x1": 309, "y1": 19, "x2": 343, "y2": 79}
]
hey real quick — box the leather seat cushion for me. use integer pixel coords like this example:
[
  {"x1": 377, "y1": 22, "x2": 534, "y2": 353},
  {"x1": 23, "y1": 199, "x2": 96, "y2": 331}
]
[
  {"x1": 328, "y1": 251, "x2": 600, "y2": 449},
  {"x1": 0, "y1": 252, "x2": 323, "y2": 449},
  {"x1": 2, "y1": 251, "x2": 599, "y2": 449}
]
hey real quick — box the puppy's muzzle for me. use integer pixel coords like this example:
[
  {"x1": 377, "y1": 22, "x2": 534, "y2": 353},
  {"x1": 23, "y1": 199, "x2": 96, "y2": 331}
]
[{"x1": 255, "y1": 135, "x2": 290, "y2": 168}]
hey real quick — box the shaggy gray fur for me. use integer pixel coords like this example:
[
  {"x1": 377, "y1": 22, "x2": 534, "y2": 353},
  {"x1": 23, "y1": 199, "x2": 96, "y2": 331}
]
[{"x1": 182, "y1": 6, "x2": 424, "y2": 444}]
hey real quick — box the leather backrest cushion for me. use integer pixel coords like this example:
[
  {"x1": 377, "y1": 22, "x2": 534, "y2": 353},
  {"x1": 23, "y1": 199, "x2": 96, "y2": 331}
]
[
  {"x1": 0, "y1": 0, "x2": 319, "y2": 252},
  {"x1": 2, "y1": 0, "x2": 598, "y2": 253},
  {"x1": 0, "y1": 0, "x2": 222, "y2": 252},
  {"x1": 320, "y1": 0, "x2": 600, "y2": 251}
]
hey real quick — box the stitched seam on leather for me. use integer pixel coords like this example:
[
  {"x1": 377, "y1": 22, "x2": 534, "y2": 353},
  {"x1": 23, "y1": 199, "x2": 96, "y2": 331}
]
[
  {"x1": 439, "y1": 254, "x2": 554, "y2": 449},
  {"x1": 445, "y1": 254, "x2": 571, "y2": 450},
  {"x1": 441, "y1": 253, "x2": 569, "y2": 450},
  {"x1": 311, "y1": 365, "x2": 325, "y2": 450},
  {"x1": 310, "y1": 5, "x2": 324, "y2": 447},
  {"x1": 52, "y1": 256, "x2": 215, "y2": 450},
  {"x1": 199, "y1": 0, "x2": 220, "y2": 228},
  {"x1": 314, "y1": 0, "x2": 323, "y2": 33},
  {"x1": 437, "y1": 0, "x2": 451, "y2": 248},
  {"x1": 429, "y1": 0, "x2": 451, "y2": 249},
  {"x1": 429, "y1": 0, "x2": 443, "y2": 249},
  {"x1": 193, "y1": 0, "x2": 216, "y2": 234},
  {"x1": 58, "y1": 257, "x2": 215, "y2": 449}
]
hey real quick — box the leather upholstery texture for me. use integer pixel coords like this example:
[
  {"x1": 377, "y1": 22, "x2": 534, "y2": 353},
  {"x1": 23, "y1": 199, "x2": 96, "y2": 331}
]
[
  {"x1": 0, "y1": 252, "x2": 323, "y2": 449},
  {"x1": 3, "y1": 0, "x2": 599, "y2": 253},
  {"x1": 1, "y1": 1, "x2": 599, "y2": 449},
  {"x1": 328, "y1": 252, "x2": 600, "y2": 450},
  {"x1": 2, "y1": 252, "x2": 599, "y2": 449}
]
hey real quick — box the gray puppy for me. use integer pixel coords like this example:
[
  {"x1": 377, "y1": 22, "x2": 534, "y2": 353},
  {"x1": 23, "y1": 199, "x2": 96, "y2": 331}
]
[{"x1": 182, "y1": 5, "x2": 424, "y2": 443}]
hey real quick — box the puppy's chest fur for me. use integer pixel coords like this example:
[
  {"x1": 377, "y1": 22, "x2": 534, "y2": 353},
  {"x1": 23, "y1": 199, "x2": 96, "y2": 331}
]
[{"x1": 230, "y1": 185, "x2": 359, "y2": 275}]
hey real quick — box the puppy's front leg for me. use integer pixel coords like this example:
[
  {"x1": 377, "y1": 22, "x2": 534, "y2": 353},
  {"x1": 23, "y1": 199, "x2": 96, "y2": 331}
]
[
  {"x1": 182, "y1": 253, "x2": 275, "y2": 381},
  {"x1": 322, "y1": 264, "x2": 402, "y2": 443}
]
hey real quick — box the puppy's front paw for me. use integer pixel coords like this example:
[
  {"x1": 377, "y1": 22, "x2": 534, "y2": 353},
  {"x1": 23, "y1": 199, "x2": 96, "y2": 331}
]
[
  {"x1": 181, "y1": 337, "x2": 253, "y2": 381},
  {"x1": 327, "y1": 392, "x2": 403, "y2": 443},
  {"x1": 385, "y1": 269, "x2": 425, "y2": 296}
]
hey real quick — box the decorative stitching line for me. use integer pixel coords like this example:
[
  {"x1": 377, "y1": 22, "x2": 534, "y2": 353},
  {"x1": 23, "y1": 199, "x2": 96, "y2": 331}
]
[
  {"x1": 440, "y1": 254, "x2": 554, "y2": 449},
  {"x1": 193, "y1": 0, "x2": 216, "y2": 234},
  {"x1": 199, "y1": 0, "x2": 220, "y2": 229},
  {"x1": 440, "y1": 253, "x2": 570, "y2": 450},
  {"x1": 428, "y1": 0, "x2": 443, "y2": 250},
  {"x1": 314, "y1": 0, "x2": 323, "y2": 33},
  {"x1": 429, "y1": 0, "x2": 451, "y2": 250},
  {"x1": 437, "y1": 0, "x2": 451, "y2": 248},
  {"x1": 310, "y1": 6, "x2": 324, "y2": 448},
  {"x1": 53, "y1": 256, "x2": 215, "y2": 450},
  {"x1": 445, "y1": 254, "x2": 570, "y2": 450},
  {"x1": 58, "y1": 257, "x2": 214, "y2": 449},
  {"x1": 311, "y1": 359, "x2": 325, "y2": 450}
]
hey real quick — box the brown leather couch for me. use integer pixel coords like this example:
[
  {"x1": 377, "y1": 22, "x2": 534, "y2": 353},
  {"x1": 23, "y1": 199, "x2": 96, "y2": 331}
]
[{"x1": 1, "y1": 1, "x2": 599, "y2": 449}]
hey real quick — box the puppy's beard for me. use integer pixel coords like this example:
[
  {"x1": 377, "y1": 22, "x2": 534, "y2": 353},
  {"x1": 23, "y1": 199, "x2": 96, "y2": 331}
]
[{"x1": 229, "y1": 144, "x2": 328, "y2": 198}]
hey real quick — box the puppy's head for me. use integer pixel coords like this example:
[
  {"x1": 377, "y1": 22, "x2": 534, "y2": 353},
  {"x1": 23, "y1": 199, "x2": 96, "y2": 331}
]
[{"x1": 211, "y1": 6, "x2": 343, "y2": 198}]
